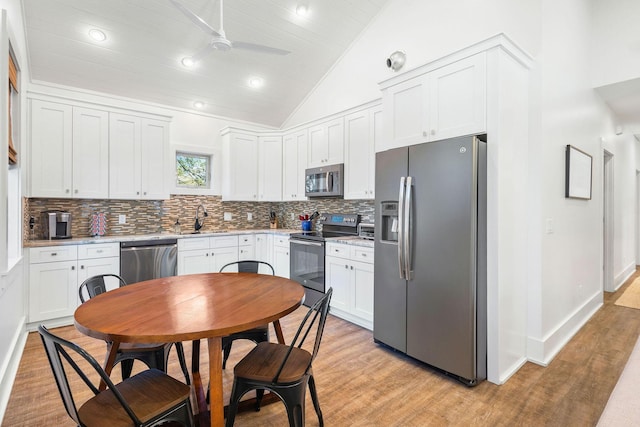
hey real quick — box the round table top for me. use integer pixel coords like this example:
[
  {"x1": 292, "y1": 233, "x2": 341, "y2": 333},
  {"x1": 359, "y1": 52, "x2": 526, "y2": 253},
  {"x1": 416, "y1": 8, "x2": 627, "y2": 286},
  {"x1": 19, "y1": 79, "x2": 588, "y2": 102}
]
[{"x1": 74, "y1": 273, "x2": 305, "y2": 343}]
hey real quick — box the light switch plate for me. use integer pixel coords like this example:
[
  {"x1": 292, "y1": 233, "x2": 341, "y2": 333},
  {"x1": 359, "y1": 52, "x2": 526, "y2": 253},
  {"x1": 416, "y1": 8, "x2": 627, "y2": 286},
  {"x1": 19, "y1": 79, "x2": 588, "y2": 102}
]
[
  {"x1": 247, "y1": 213, "x2": 253, "y2": 221},
  {"x1": 118, "y1": 214, "x2": 126, "y2": 224}
]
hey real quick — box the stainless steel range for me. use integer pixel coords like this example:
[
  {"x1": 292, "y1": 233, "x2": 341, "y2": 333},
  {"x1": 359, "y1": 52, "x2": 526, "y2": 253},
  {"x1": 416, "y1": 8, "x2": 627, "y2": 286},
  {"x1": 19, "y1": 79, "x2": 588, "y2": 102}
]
[{"x1": 289, "y1": 213, "x2": 360, "y2": 306}]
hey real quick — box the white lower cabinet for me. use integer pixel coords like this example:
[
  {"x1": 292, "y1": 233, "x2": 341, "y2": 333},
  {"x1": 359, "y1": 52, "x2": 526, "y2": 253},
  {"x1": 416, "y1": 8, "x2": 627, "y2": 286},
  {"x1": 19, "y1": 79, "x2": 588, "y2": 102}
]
[
  {"x1": 325, "y1": 242, "x2": 374, "y2": 330},
  {"x1": 28, "y1": 243, "x2": 120, "y2": 324},
  {"x1": 272, "y1": 236, "x2": 290, "y2": 279},
  {"x1": 255, "y1": 234, "x2": 272, "y2": 264},
  {"x1": 238, "y1": 235, "x2": 256, "y2": 261},
  {"x1": 178, "y1": 236, "x2": 239, "y2": 274}
]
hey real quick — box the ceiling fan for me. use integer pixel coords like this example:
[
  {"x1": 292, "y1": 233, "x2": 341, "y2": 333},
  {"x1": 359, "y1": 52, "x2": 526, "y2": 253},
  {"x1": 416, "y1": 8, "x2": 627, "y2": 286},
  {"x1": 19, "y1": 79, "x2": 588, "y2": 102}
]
[{"x1": 169, "y1": 0, "x2": 290, "y2": 64}]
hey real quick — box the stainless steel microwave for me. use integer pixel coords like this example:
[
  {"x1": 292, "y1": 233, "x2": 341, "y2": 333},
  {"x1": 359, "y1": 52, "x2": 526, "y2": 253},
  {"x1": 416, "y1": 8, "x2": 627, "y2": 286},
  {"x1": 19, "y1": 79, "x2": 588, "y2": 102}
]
[{"x1": 305, "y1": 163, "x2": 344, "y2": 198}]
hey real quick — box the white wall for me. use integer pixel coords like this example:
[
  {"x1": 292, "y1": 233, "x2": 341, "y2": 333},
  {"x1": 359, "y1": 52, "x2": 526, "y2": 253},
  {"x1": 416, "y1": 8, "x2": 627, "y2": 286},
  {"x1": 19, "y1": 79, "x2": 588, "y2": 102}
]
[
  {"x1": 284, "y1": 0, "x2": 541, "y2": 127},
  {"x1": 589, "y1": 0, "x2": 640, "y2": 88},
  {"x1": 0, "y1": 0, "x2": 29, "y2": 421}
]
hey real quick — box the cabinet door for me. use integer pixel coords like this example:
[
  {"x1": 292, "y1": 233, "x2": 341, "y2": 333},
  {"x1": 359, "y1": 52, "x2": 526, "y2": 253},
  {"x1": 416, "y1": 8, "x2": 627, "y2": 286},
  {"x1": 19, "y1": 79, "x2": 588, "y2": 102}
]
[
  {"x1": 177, "y1": 249, "x2": 212, "y2": 275},
  {"x1": 344, "y1": 109, "x2": 374, "y2": 200},
  {"x1": 255, "y1": 234, "x2": 272, "y2": 264},
  {"x1": 72, "y1": 107, "x2": 109, "y2": 199},
  {"x1": 29, "y1": 260, "x2": 77, "y2": 322},
  {"x1": 213, "y1": 246, "x2": 239, "y2": 272},
  {"x1": 351, "y1": 259, "x2": 374, "y2": 323},
  {"x1": 273, "y1": 245, "x2": 290, "y2": 279},
  {"x1": 77, "y1": 256, "x2": 120, "y2": 298},
  {"x1": 238, "y1": 245, "x2": 255, "y2": 261},
  {"x1": 282, "y1": 130, "x2": 307, "y2": 201},
  {"x1": 223, "y1": 133, "x2": 259, "y2": 201},
  {"x1": 140, "y1": 119, "x2": 169, "y2": 199},
  {"x1": 109, "y1": 113, "x2": 142, "y2": 199},
  {"x1": 325, "y1": 256, "x2": 351, "y2": 313},
  {"x1": 307, "y1": 118, "x2": 344, "y2": 167},
  {"x1": 258, "y1": 136, "x2": 282, "y2": 201},
  {"x1": 30, "y1": 100, "x2": 73, "y2": 198},
  {"x1": 428, "y1": 53, "x2": 486, "y2": 141},
  {"x1": 381, "y1": 75, "x2": 429, "y2": 151}
]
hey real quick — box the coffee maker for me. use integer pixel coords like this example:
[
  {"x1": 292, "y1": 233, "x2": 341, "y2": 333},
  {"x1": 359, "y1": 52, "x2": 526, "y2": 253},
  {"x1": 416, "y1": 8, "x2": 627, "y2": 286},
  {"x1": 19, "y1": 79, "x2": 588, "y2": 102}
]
[{"x1": 41, "y1": 211, "x2": 72, "y2": 239}]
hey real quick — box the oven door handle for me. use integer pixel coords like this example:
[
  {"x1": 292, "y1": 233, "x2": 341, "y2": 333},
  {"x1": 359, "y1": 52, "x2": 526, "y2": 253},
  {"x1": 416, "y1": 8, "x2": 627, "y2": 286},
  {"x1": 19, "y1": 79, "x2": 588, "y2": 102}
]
[{"x1": 291, "y1": 240, "x2": 324, "y2": 247}]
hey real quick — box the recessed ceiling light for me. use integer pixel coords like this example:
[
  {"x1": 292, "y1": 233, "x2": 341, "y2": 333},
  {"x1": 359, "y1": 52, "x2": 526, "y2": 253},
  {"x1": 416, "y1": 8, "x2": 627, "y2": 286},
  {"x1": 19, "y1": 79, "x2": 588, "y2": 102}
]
[
  {"x1": 248, "y1": 77, "x2": 264, "y2": 88},
  {"x1": 88, "y1": 28, "x2": 107, "y2": 42},
  {"x1": 295, "y1": 4, "x2": 309, "y2": 17},
  {"x1": 193, "y1": 101, "x2": 205, "y2": 109},
  {"x1": 181, "y1": 56, "x2": 196, "y2": 68}
]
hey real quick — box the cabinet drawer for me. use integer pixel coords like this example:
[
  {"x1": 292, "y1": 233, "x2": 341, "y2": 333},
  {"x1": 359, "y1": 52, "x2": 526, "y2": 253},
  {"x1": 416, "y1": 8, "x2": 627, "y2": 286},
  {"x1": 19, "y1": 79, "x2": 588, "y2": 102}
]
[
  {"x1": 211, "y1": 235, "x2": 239, "y2": 248},
  {"x1": 273, "y1": 236, "x2": 289, "y2": 247},
  {"x1": 326, "y1": 243, "x2": 349, "y2": 259},
  {"x1": 178, "y1": 237, "x2": 210, "y2": 251},
  {"x1": 77, "y1": 243, "x2": 119, "y2": 259},
  {"x1": 352, "y1": 247, "x2": 374, "y2": 263},
  {"x1": 30, "y1": 245, "x2": 78, "y2": 263},
  {"x1": 238, "y1": 234, "x2": 255, "y2": 246}
]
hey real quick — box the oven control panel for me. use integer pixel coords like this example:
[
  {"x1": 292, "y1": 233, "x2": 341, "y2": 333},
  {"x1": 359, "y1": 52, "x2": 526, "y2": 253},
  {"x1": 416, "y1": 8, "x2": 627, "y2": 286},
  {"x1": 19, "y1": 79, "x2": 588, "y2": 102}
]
[{"x1": 319, "y1": 213, "x2": 360, "y2": 227}]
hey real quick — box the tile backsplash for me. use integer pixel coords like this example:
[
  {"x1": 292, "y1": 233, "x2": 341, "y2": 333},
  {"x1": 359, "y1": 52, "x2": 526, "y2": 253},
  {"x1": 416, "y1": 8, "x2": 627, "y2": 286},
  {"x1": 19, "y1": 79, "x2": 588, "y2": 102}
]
[{"x1": 24, "y1": 196, "x2": 374, "y2": 240}]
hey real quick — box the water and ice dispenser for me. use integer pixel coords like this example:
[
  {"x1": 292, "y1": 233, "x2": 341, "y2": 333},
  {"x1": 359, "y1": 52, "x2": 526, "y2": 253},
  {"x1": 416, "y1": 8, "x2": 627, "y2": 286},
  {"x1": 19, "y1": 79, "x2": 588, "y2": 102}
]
[{"x1": 380, "y1": 202, "x2": 399, "y2": 243}]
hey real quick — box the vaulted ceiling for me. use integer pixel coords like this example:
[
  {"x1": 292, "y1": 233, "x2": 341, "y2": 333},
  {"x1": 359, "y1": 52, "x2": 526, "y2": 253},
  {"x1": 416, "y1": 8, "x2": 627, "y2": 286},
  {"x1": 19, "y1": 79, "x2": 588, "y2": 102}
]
[{"x1": 22, "y1": 0, "x2": 389, "y2": 127}]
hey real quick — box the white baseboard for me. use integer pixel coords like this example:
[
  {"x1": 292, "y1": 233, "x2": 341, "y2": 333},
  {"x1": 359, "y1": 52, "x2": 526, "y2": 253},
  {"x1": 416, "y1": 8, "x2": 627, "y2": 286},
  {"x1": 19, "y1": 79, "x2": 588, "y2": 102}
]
[
  {"x1": 526, "y1": 290, "x2": 602, "y2": 366},
  {"x1": 0, "y1": 319, "x2": 28, "y2": 424},
  {"x1": 613, "y1": 262, "x2": 637, "y2": 292}
]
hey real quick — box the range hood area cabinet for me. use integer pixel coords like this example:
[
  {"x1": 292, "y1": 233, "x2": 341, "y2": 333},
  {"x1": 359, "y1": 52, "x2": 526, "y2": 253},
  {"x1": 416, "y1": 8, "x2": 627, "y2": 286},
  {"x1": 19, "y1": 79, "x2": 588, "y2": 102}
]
[
  {"x1": 30, "y1": 100, "x2": 109, "y2": 199},
  {"x1": 29, "y1": 97, "x2": 170, "y2": 200},
  {"x1": 221, "y1": 128, "x2": 283, "y2": 202}
]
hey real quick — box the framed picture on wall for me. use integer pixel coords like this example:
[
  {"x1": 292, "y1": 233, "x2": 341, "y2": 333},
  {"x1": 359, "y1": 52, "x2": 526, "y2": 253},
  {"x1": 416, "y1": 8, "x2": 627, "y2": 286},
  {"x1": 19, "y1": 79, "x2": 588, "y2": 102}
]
[{"x1": 565, "y1": 145, "x2": 592, "y2": 200}]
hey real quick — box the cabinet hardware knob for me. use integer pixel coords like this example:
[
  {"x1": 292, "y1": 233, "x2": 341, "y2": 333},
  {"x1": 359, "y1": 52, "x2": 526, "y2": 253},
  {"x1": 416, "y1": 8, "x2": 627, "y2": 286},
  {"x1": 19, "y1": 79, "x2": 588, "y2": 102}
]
[
  {"x1": 431, "y1": 129, "x2": 436, "y2": 135},
  {"x1": 51, "y1": 253, "x2": 57, "y2": 256},
  {"x1": 351, "y1": 266, "x2": 354, "y2": 270},
  {"x1": 74, "y1": 189, "x2": 78, "y2": 194},
  {"x1": 137, "y1": 191, "x2": 140, "y2": 195},
  {"x1": 345, "y1": 265, "x2": 348, "y2": 269},
  {"x1": 423, "y1": 131, "x2": 427, "y2": 137},
  {"x1": 362, "y1": 253, "x2": 367, "y2": 257},
  {"x1": 65, "y1": 189, "x2": 70, "y2": 193},
  {"x1": 206, "y1": 253, "x2": 209, "y2": 256},
  {"x1": 97, "y1": 250, "x2": 103, "y2": 253},
  {"x1": 144, "y1": 191, "x2": 147, "y2": 195},
  {"x1": 81, "y1": 265, "x2": 84, "y2": 269},
  {"x1": 71, "y1": 266, "x2": 75, "y2": 270}
]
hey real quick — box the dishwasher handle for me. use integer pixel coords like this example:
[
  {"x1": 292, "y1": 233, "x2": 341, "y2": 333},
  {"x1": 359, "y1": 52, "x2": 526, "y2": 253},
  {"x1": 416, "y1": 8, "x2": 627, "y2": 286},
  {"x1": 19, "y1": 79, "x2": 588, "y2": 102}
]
[{"x1": 120, "y1": 238, "x2": 177, "y2": 248}]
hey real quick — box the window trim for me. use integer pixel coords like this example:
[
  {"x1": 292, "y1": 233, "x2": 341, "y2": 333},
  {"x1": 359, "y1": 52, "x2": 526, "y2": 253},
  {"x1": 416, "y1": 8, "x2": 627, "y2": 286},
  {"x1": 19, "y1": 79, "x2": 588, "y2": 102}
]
[{"x1": 170, "y1": 144, "x2": 218, "y2": 195}]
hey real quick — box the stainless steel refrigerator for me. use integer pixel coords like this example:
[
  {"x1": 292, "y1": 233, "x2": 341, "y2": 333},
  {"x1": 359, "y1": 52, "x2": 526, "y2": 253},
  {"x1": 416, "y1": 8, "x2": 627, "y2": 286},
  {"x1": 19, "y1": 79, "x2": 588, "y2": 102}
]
[{"x1": 373, "y1": 135, "x2": 487, "y2": 386}]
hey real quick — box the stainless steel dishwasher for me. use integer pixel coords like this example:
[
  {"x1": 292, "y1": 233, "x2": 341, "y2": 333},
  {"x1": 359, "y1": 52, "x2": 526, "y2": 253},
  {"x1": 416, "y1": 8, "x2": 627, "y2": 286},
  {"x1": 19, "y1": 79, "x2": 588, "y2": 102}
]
[{"x1": 120, "y1": 238, "x2": 178, "y2": 284}]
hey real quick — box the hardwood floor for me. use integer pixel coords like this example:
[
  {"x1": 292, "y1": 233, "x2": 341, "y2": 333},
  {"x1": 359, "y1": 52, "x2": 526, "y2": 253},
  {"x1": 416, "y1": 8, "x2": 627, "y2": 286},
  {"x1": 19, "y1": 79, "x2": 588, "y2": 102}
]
[{"x1": 4, "y1": 271, "x2": 640, "y2": 426}]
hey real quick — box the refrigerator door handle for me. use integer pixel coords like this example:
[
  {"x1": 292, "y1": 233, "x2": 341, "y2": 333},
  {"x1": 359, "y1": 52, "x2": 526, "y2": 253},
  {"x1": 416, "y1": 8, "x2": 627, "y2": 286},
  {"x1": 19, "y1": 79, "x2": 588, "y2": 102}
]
[
  {"x1": 398, "y1": 177, "x2": 406, "y2": 279},
  {"x1": 404, "y1": 176, "x2": 413, "y2": 280}
]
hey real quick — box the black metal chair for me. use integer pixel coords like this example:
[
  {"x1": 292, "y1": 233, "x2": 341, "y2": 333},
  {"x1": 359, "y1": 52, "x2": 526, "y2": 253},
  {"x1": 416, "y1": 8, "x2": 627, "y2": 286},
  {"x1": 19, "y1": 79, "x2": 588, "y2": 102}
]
[
  {"x1": 39, "y1": 325, "x2": 194, "y2": 427},
  {"x1": 225, "y1": 287, "x2": 333, "y2": 427},
  {"x1": 78, "y1": 274, "x2": 190, "y2": 384},
  {"x1": 218, "y1": 260, "x2": 274, "y2": 369}
]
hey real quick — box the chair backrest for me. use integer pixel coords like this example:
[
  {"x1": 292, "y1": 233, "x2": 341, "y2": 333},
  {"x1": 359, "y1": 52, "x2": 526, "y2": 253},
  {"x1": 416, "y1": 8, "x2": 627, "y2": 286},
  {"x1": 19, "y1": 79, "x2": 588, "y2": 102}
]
[
  {"x1": 219, "y1": 260, "x2": 275, "y2": 275},
  {"x1": 38, "y1": 325, "x2": 142, "y2": 425},
  {"x1": 78, "y1": 274, "x2": 127, "y2": 303},
  {"x1": 273, "y1": 288, "x2": 333, "y2": 383}
]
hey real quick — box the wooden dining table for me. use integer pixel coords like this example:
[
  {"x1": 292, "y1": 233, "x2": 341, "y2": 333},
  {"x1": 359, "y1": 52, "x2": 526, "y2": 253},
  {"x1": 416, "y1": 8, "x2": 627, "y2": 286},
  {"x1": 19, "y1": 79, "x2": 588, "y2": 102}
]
[{"x1": 74, "y1": 272, "x2": 305, "y2": 427}]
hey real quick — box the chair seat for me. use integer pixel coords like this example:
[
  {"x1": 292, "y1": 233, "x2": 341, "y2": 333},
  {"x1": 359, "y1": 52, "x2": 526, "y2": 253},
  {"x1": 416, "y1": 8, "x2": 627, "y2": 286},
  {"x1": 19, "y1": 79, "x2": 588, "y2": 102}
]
[
  {"x1": 234, "y1": 342, "x2": 312, "y2": 384},
  {"x1": 78, "y1": 369, "x2": 191, "y2": 427}
]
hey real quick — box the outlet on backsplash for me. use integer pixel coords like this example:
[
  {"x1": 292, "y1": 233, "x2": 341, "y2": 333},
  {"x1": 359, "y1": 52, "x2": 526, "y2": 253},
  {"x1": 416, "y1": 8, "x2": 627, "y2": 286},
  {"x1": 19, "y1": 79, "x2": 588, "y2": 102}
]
[{"x1": 224, "y1": 212, "x2": 233, "y2": 221}]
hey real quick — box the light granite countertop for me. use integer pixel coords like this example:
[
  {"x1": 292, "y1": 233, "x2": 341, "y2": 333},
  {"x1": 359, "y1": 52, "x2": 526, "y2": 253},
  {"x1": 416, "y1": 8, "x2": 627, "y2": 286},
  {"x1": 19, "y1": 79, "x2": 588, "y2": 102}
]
[
  {"x1": 325, "y1": 236, "x2": 375, "y2": 248},
  {"x1": 24, "y1": 228, "x2": 300, "y2": 248}
]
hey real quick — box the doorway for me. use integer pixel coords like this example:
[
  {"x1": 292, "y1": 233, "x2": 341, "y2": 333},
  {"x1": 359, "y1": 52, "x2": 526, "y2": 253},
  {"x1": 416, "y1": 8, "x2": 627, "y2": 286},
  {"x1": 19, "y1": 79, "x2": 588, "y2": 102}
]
[{"x1": 603, "y1": 150, "x2": 614, "y2": 292}]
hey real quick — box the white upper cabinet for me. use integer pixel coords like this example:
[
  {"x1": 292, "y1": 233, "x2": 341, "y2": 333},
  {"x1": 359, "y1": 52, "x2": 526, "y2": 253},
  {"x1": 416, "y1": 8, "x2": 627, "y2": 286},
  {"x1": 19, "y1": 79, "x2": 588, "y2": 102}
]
[
  {"x1": 258, "y1": 136, "x2": 283, "y2": 201},
  {"x1": 109, "y1": 114, "x2": 169, "y2": 200},
  {"x1": 380, "y1": 52, "x2": 486, "y2": 152},
  {"x1": 307, "y1": 117, "x2": 344, "y2": 167},
  {"x1": 344, "y1": 105, "x2": 381, "y2": 200},
  {"x1": 282, "y1": 130, "x2": 307, "y2": 201},
  {"x1": 31, "y1": 100, "x2": 108, "y2": 198},
  {"x1": 222, "y1": 130, "x2": 259, "y2": 201}
]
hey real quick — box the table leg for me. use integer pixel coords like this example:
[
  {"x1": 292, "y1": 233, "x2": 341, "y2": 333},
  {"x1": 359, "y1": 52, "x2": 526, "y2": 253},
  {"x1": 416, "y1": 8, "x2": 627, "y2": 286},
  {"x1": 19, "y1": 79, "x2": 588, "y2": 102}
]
[
  {"x1": 208, "y1": 337, "x2": 223, "y2": 427},
  {"x1": 99, "y1": 341, "x2": 120, "y2": 391},
  {"x1": 273, "y1": 319, "x2": 285, "y2": 344}
]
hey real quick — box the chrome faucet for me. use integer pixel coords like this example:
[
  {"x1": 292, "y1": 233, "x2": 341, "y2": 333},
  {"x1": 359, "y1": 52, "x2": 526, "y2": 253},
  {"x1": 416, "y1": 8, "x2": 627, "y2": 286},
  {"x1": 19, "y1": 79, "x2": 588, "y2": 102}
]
[{"x1": 194, "y1": 204, "x2": 208, "y2": 232}]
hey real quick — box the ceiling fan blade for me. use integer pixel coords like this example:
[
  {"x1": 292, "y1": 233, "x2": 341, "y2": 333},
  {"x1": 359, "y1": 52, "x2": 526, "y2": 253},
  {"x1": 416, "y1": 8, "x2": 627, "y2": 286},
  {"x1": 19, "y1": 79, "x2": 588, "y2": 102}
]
[
  {"x1": 231, "y1": 41, "x2": 290, "y2": 56},
  {"x1": 168, "y1": 0, "x2": 222, "y2": 37}
]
